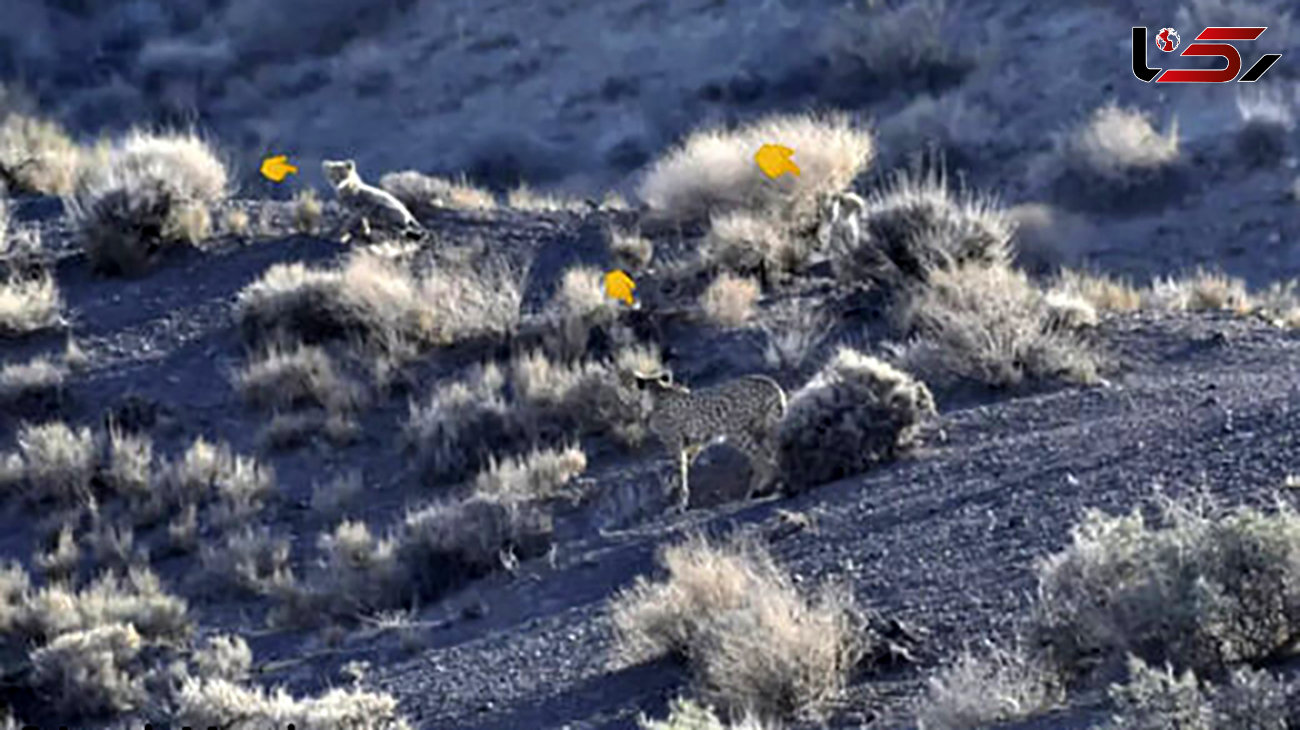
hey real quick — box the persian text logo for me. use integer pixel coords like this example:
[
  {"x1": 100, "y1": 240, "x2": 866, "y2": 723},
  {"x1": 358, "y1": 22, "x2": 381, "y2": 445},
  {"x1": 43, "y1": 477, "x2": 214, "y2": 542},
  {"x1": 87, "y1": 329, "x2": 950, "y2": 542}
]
[{"x1": 1132, "y1": 26, "x2": 1282, "y2": 82}]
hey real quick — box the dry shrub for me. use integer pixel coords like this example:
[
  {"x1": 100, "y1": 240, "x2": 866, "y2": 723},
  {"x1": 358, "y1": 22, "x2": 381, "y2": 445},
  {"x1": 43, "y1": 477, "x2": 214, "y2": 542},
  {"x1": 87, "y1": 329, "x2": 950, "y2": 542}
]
[
  {"x1": 705, "y1": 210, "x2": 812, "y2": 283},
  {"x1": 66, "y1": 130, "x2": 227, "y2": 275},
  {"x1": 1052, "y1": 103, "x2": 1180, "y2": 201},
  {"x1": 30, "y1": 622, "x2": 146, "y2": 716},
  {"x1": 876, "y1": 91, "x2": 998, "y2": 169},
  {"x1": 918, "y1": 641, "x2": 1064, "y2": 730},
  {"x1": 234, "y1": 342, "x2": 364, "y2": 413},
  {"x1": 406, "y1": 362, "x2": 520, "y2": 483},
  {"x1": 0, "y1": 271, "x2": 63, "y2": 336},
  {"x1": 830, "y1": 166, "x2": 1013, "y2": 294},
  {"x1": 1234, "y1": 86, "x2": 1294, "y2": 166},
  {"x1": 1051, "y1": 268, "x2": 1143, "y2": 313},
  {"x1": 175, "y1": 677, "x2": 411, "y2": 730},
  {"x1": 0, "y1": 113, "x2": 85, "y2": 196},
  {"x1": 1032, "y1": 497, "x2": 1300, "y2": 681},
  {"x1": 546, "y1": 265, "x2": 623, "y2": 357},
  {"x1": 158, "y1": 437, "x2": 275, "y2": 527},
  {"x1": 639, "y1": 112, "x2": 874, "y2": 224},
  {"x1": 379, "y1": 169, "x2": 496, "y2": 215},
  {"x1": 17, "y1": 567, "x2": 190, "y2": 644},
  {"x1": 608, "y1": 225, "x2": 654, "y2": 271},
  {"x1": 778, "y1": 347, "x2": 935, "y2": 493},
  {"x1": 0, "y1": 356, "x2": 66, "y2": 407},
  {"x1": 200, "y1": 526, "x2": 294, "y2": 596},
  {"x1": 473, "y1": 445, "x2": 588, "y2": 504},
  {"x1": 640, "y1": 697, "x2": 772, "y2": 730},
  {"x1": 3, "y1": 421, "x2": 97, "y2": 505},
  {"x1": 507, "y1": 182, "x2": 588, "y2": 212},
  {"x1": 292, "y1": 188, "x2": 322, "y2": 235},
  {"x1": 236, "y1": 250, "x2": 522, "y2": 354},
  {"x1": 891, "y1": 263, "x2": 1102, "y2": 390},
  {"x1": 1146, "y1": 269, "x2": 1251, "y2": 313},
  {"x1": 611, "y1": 534, "x2": 862, "y2": 722},
  {"x1": 827, "y1": 0, "x2": 973, "y2": 90},
  {"x1": 700, "y1": 273, "x2": 759, "y2": 328}
]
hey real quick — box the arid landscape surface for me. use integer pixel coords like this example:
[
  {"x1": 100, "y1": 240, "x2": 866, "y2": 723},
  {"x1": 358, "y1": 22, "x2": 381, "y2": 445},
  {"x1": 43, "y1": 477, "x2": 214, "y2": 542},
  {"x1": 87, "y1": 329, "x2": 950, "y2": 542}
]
[{"x1": 1, "y1": 1, "x2": 1300, "y2": 729}]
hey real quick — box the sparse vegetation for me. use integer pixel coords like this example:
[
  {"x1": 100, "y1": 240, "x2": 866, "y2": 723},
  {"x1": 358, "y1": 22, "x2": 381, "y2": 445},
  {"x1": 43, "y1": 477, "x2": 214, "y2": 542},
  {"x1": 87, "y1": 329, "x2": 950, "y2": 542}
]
[
  {"x1": 292, "y1": 188, "x2": 323, "y2": 235},
  {"x1": 0, "y1": 113, "x2": 86, "y2": 196},
  {"x1": 379, "y1": 169, "x2": 497, "y2": 215},
  {"x1": 918, "y1": 641, "x2": 1064, "y2": 730},
  {"x1": 611, "y1": 534, "x2": 862, "y2": 722},
  {"x1": 640, "y1": 698, "x2": 771, "y2": 730},
  {"x1": 0, "y1": 355, "x2": 66, "y2": 408},
  {"x1": 1146, "y1": 268, "x2": 1250, "y2": 313},
  {"x1": 507, "y1": 182, "x2": 588, "y2": 212},
  {"x1": 1051, "y1": 103, "x2": 1180, "y2": 203},
  {"x1": 778, "y1": 347, "x2": 935, "y2": 492},
  {"x1": 546, "y1": 265, "x2": 623, "y2": 357},
  {"x1": 1051, "y1": 268, "x2": 1143, "y2": 313},
  {"x1": 234, "y1": 342, "x2": 365, "y2": 414},
  {"x1": 828, "y1": 0, "x2": 974, "y2": 90},
  {"x1": 0, "y1": 271, "x2": 63, "y2": 336},
  {"x1": 66, "y1": 130, "x2": 228, "y2": 275},
  {"x1": 1235, "y1": 86, "x2": 1294, "y2": 165},
  {"x1": 700, "y1": 272, "x2": 760, "y2": 328},
  {"x1": 638, "y1": 112, "x2": 874, "y2": 225},
  {"x1": 473, "y1": 445, "x2": 588, "y2": 504},
  {"x1": 705, "y1": 209, "x2": 812, "y2": 283}
]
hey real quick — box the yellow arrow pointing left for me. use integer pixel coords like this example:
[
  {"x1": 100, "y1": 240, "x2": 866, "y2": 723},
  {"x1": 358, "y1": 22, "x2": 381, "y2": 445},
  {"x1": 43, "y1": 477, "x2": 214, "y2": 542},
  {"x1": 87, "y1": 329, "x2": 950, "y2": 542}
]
[{"x1": 260, "y1": 154, "x2": 299, "y2": 183}]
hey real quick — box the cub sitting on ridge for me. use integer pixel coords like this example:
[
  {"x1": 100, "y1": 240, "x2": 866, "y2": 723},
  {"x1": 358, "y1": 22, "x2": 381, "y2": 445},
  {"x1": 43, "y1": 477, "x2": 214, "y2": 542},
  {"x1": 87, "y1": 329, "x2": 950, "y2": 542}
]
[{"x1": 321, "y1": 159, "x2": 426, "y2": 244}]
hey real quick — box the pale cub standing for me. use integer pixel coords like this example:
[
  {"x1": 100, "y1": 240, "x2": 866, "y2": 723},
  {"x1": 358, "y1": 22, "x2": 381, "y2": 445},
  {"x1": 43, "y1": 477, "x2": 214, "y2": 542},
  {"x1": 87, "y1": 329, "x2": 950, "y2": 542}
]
[
  {"x1": 321, "y1": 159, "x2": 426, "y2": 243},
  {"x1": 632, "y1": 369, "x2": 787, "y2": 511}
]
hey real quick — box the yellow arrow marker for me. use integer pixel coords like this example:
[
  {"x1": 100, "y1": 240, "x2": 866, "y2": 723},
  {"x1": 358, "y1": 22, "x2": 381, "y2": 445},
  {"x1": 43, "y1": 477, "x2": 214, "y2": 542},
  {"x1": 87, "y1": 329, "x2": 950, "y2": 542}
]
[
  {"x1": 260, "y1": 154, "x2": 299, "y2": 183},
  {"x1": 754, "y1": 143, "x2": 801, "y2": 179},
  {"x1": 604, "y1": 269, "x2": 636, "y2": 306}
]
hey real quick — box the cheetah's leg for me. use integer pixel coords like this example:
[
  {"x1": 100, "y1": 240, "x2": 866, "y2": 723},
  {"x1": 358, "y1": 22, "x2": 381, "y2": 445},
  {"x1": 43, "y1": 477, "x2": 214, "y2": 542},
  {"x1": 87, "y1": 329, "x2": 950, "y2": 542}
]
[{"x1": 360, "y1": 216, "x2": 373, "y2": 241}]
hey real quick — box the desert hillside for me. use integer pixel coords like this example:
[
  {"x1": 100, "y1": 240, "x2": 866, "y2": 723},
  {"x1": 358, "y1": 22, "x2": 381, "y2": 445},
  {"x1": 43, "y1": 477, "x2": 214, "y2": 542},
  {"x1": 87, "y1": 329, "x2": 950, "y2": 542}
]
[{"x1": 1, "y1": 1, "x2": 1300, "y2": 729}]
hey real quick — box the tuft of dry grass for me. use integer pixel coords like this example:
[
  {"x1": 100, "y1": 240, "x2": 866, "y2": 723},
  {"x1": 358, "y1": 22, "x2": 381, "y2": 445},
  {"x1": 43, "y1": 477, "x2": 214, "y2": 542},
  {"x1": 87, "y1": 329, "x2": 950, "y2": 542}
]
[
  {"x1": 1051, "y1": 268, "x2": 1143, "y2": 313},
  {"x1": 700, "y1": 273, "x2": 760, "y2": 328},
  {"x1": 507, "y1": 182, "x2": 589, "y2": 213},
  {"x1": 0, "y1": 271, "x2": 63, "y2": 336},
  {"x1": 234, "y1": 342, "x2": 364, "y2": 414},
  {"x1": 379, "y1": 170, "x2": 496, "y2": 215},
  {"x1": 639, "y1": 112, "x2": 874, "y2": 224},
  {"x1": 640, "y1": 697, "x2": 773, "y2": 730},
  {"x1": 2, "y1": 421, "x2": 97, "y2": 505},
  {"x1": 1053, "y1": 103, "x2": 1180, "y2": 196},
  {"x1": 200, "y1": 526, "x2": 295, "y2": 596},
  {"x1": 827, "y1": 0, "x2": 971, "y2": 89},
  {"x1": 219, "y1": 206, "x2": 251, "y2": 237},
  {"x1": 891, "y1": 263, "x2": 1103, "y2": 390},
  {"x1": 1146, "y1": 268, "x2": 1251, "y2": 313},
  {"x1": 611, "y1": 534, "x2": 862, "y2": 722},
  {"x1": 546, "y1": 265, "x2": 623, "y2": 357},
  {"x1": 918, "y1": 641, "x2": 1064, "y2": 730},
  {"x1": 705, "y1": 209, "x2": 812, "y2": 283},
  {"x1": 473, "y1": 445, "x2": 588, "y2": 504},
  {"x1": 0, "y1": 355, "x2": 66, "y2": 406},
  {"x1": 0, "y1": 113, "x2": 86, "y2": 196},
  {"x1": 175, "y1": 676, "x2": 412, "y2": 730},
  {"x1": 292, "y1": 188, "x2": 323, "y2": 235},
  {"x1": 66, "y1": 129, "x2": 228, "y2": 275}
]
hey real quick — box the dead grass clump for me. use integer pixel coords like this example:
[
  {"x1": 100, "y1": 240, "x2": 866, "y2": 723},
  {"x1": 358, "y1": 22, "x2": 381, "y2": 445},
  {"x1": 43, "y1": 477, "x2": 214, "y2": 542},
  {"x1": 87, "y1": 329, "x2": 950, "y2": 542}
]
[
  {"x1": 705, "y1": 210, "x2": 812, "y2": 283},
  {"x1": 379, "y1": 170, "x2": 497, "y2": 215},
  {"x1": 640, "y1": 698, "x2": 772, "y2": 730},
  {"x1": 406, "y1": 363, "x2": 522, "y2": 483},
  {"x1": 175, "y1": 677, "x2": 412, "y2": 730},
  {"x1": 0, "y1": 113, "x2": 85, "y2": 196},
  {"x1": 778, "y1": 347, "x2": 936, "y2": 493},
  {"x1": 1234, "y1": 87, "x2": 1294, "y2": 166},
  {"x1": 473, "y1": 445, "x2": 588, "y2": 504},
  {"x1": 1100, "y1": 656, "x2": 1294, "y2": 730},
  {"x1": 3, "y1": 421, "x2": 97, "y2": 505},
  {"x1": 639, "y1": 112, "x2": 874, "y2": 224},
  {"x1": 917, "y1": 641, "x2": 1064, "y2": 730},
  {"x1": 17, "y1": 567, "x2": 190, "y2": 644},
  {"x1": 200, "y1": 526, "x2": 295, "y2": 596},
  {"x1": 292, "y1": 188, "x2": 323, "y2": 235},
  {"x1": 1052, "y1": 103, "x2": 1180, "y2": 204},
  {"x1": 507, "y1": 182, "x2": 589, "y2": 213},
  {"x1": 0, "y1": 271, "x2": 63, "y2": 336},
  {"x1": 608, "y1": 225, "x2": 655, "y2": 272},
  {"x1": 0, "y1": 356, "x2": 66, "y2": 408},
  {"x1": 545, "y1": 265, "x2": 623, "y2": 357},
  {"x1": 159, "y1": 437, "x2": 275, "y2": 528},
  {"x1": 831, "y1": 166, "x2": 1014, "y2": 294},
  {"x1": 234, "y1": 342, "x2": 364, "y2": 414},
  {"x1": 237, "y1": 251, "x2": 522, "y2": 354},
  {"x1": 66, "y1": 129, "x2": 228, "y2": 275},
  {"x1": 611, "y1": 534, "x2": 862, "y2": 722},
  {"x1": 1146, "y1": 268, "x2": 1251, "y2": 313},
  {"x1": 1051, "y1": 268, "x2": 1143, "y2": 313},
  {"x1": 30, "y1": 622, "x2": 147, "y2": 716},
  {"x1": 891, "y1": 263, "x2": 1102, "y2": 390},
  {"x1": 1032, "y1": 497, "x2": 1300, "y2": 681},
  {"x1": 700, "y1": 273, "x2": 760, "y2": 328}
]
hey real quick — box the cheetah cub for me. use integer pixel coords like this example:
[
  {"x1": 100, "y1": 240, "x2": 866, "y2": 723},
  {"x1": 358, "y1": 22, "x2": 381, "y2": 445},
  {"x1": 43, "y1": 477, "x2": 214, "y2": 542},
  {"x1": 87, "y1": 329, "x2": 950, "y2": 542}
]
[
  {"x1": 816, "y1": 190, "x2": 866, "y2": 256},
  {"x1": 632, "y1": 369, "x2": 787, "y2": 512},
  {"x1": 321, "y1": 159, "x2": 426, "y2": 244}
]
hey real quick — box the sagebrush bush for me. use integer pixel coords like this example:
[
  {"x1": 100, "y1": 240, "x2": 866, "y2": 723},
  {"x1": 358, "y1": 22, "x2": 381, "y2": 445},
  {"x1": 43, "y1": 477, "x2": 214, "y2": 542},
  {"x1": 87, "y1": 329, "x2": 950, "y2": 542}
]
[
  {"x1": 237, "y1": 250, "x2": 522, "y2": 355},
  {"x1": 473, "y1": 445, "x2": 588, "y2": 504},
  {"x1": 1234, "y1": 86, "x2": 1294, "y2": 165},
  {"x1": 0, "y1": 271, "x2": 63, "y2": 336},
  {"x1": 31, "y1": 622, "x2": 146, "y2": 716},
  {"x1": 200, "y1": 526, "x2": 295, "y2": 596},
  {"x1": 700, "y1": 273, "x2": 760, "y2": 328},
  {"x1": 891, "y1": 263, "x2": 1102, "y2": 390},
  {"x1": 0, "y1": 113, "x2": 85, "y2": 196},
  {"x1": 1053, "y1": 103, "x2": 1180, "y2": 199},
  {"x1": 547, "y1": 265, "x2": 622, "y2": 358},
  {"x1": 16, "y1": 567, "x2": 190, "y2": 644},
  {"x1": 379, "y1": 170, "x2": 497, "y2": 215},
  {"x1": 406, "y1": 363, "x2": 522, "y2": 483},
  {"x1": 639, "y1": 112, "x2": 874, "y2": 224},
  {"x1": 234, "y1": 342, "x2": 364, "y2": 413},
  {"x1": 918, "y1": 641, "x2": 1064, "y2": 730},
  {"x1": 3, "y1": 421, "x2": 98, "y2": 505},
  {"x1": 640, "y1": 697, "x2": 772, "y2": 730},
  {"x1": 1050, "y1": 268, "x2": 1143, "y2": 313},
  {"x1": 1146, "y1": 268, "x2": 1251, "y2": 313},
  {"x1": 826, "y1": 0, "x2": 972, "y2": 90},
  {"x1": 777, "y1": 347, "x2": 935, "y2": 492},
  {"x1": 507, "y1": 182, "x2": 588, "y2": 213},
  {"x1": 705, "y1": 210, "x2": 811, "y2": 284},
  {"x1": 1033, "y1": 497, "x2": 1300, "y2": 681},
  {"x1": 611, "y1": 534, "x2": 862, "y2": 722},
  {"x1": 0, "y1": 356, "x2": 66, "y2": 407},
  {"x1": 67, "y1": 130, "x2": 228, "y2": 275},
  {"x1": 159, "y1": 437, "x2": 275, "y2": 527},
  {"x1": 175, "y1": 676, "x2": 412, "y2": 730},
  {"x1": 829, "y1": 166, "x2": 1014, "y2": 294}
]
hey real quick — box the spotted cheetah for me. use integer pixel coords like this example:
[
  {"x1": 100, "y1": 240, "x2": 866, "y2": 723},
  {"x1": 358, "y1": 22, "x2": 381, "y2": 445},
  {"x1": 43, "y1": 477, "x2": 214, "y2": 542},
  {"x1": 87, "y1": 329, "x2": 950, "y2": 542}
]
[
  {"x1": 631, "y1": 369, "x2": 787, "y2": 512},
  {"x1": 321, "y1": 159, "x2": 426, "y2": 244}
]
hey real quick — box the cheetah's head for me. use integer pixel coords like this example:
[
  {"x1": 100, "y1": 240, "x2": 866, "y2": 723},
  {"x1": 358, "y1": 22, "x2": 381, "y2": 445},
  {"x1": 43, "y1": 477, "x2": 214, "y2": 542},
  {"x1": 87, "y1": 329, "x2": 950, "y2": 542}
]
[
  {"x1": 630, "y1": 369, "x2": 689, "y2": 394},
  {"x1": 322, "y1": 159, "x2": 358, "y2": 187}
]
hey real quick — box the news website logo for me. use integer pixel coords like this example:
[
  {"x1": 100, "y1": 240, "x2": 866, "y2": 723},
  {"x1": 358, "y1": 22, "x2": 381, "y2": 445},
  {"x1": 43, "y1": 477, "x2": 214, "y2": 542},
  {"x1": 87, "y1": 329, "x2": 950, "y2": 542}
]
[{"x1": 1132, "y1": 26, "x2": 1283, "y2": 83}]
